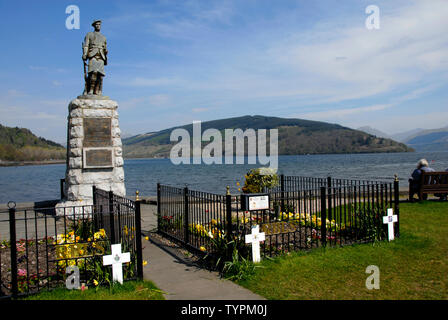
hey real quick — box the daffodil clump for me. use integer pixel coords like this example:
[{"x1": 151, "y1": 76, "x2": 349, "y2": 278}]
[
  {"x1": 123, "y1": 225, "x2": 136, "y2": 239},
  {"x1": 55, "y1": 229, "x2": 107, "y2": 268},
  {"x1": 189, "y1": 219, "x2": 225, "y2": 240},
  {"x1": 279, "y1": 212, "x2": 343, "y2": 232}
]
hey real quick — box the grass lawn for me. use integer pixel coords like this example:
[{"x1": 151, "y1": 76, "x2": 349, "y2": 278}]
[
  {"x1": 237, "y1": 201, "x2": 448, "y2": 299},
  {"x1": 22, "y1": 280, "x2": 165, "y2": 300}
]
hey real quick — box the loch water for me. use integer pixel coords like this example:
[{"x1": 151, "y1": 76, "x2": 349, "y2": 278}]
[{"x1": 1, "y1": 151, "x2": 447, "y2": 204}]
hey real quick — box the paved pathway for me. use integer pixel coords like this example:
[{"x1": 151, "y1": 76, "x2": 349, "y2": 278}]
[{"x1": 139, "y1": 203, "x2": 264, "y2": 300}]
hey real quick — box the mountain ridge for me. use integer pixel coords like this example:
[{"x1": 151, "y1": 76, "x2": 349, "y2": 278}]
[
  {"x1": 405, "y1": 126, "x2": 448, "y2": 152},
  {"x1": 123, "y1": 115, "x2": 413, "y2": 158},
  {"x1": 356, "y1": 124, "x2": 448, "y2": 151}
]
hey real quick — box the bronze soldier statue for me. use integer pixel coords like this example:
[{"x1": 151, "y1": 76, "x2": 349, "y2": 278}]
[{"x1": 82, "y1": 20, "x2": 108, "y2": 96}]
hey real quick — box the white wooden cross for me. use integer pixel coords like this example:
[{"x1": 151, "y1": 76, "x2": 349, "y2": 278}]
[
  {"x1": 383, "y1": 208, "x2": 398, "y2": 241},
  {"x1": 102, "y1": 244, "x2": 131, "y2": 284},
  {"x1": 245, "y1": 225, "x2": 265, "y2": 263}
]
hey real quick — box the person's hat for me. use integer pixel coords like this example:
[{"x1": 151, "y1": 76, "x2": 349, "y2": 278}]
[{"x1": 92, "y1": 19, "x2": 102, "y2": 26}]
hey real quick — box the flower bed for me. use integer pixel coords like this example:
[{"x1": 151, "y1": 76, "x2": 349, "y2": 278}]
[
  {"x1": 0, "y1": 219, "x2": 136, "y2": 297},
  {"x1": 1, "y1": 237, "x2": 57, "y2": 295}
]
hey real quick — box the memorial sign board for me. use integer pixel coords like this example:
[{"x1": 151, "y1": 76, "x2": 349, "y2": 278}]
[
  {"x1": 241, "y1": 193, "x2": 270, "y2": 211},
  {"x1": 83, "y1": 147, "x2": 113, "y2": 168},
  {"x1": 83, "y1": 117, "x2": 112, "y2": 147}
]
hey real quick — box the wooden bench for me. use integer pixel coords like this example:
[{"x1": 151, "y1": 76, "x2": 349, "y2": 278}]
[{"x1": 409, "y1": 171, "x2": 448, "y2": 201}]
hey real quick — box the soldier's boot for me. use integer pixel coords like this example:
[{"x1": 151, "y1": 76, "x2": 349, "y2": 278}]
[
  {"x1": 99, "y1": 76, "x2": 103, "y2": 95},
  {"x1": 88, "y1": 73, "x2": 97, "y2": 95},
  {"x1": 95, "y1": 76, "x2": 103, "y2": 96}
]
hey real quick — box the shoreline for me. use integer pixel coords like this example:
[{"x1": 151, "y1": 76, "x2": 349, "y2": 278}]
[
  {"x1": 0, "y1": 160, "x2": 66, "y2": 167},
  {"x1": 2, "y1": 150, "x2": 447, "y2": 167}
]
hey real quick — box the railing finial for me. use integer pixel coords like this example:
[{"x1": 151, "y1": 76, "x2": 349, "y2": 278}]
[
  {"x1": 136, "y1": 190, "x2": 140, "y2": 201},
  {"x1": 394, "y1": 174, "x2": 398, "y2": 182},
  {"x1": 226, "y1": 186, "x2": 230, "y2": 196},
  {"x1": 7, "y1": 201, "x2": 16, "y2": 209}
]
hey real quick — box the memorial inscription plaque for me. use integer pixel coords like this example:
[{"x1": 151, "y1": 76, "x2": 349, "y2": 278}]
[
  {"x1": 83, "y1": 147, "x2": 113, "y2": 168},
  {"x1": 83, "y1": 118, "x2": 113, "y2": 168},
  {"x1": 83, "y1": 118, "x2": 112, "y2": 147}
]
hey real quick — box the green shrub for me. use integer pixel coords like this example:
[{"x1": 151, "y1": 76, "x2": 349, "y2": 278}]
[{"x1": 242, "y1": 168, "x2": 279, "y2": 193}]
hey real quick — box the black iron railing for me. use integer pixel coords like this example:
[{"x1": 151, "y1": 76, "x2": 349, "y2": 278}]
[
  {"x1": 0, "y1": 187, "x2": 143, "y2": 299},
  {"x1": 157, "y1": 175, "x2": 399, "y2": 260}
]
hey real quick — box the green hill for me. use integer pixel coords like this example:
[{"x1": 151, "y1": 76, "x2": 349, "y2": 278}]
[
  {"x1": 404, "y1": 127, "x2": 448, "y2": 152},
  {"x1": 123, "y1": 115, "x2": 413, "y2": 158},
  {"x1": 0, "y1": 124, "x2": 66, "y2": 162}
]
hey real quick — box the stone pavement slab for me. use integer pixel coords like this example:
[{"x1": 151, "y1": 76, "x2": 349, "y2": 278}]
[
  {"x1": 139, "y1": 203, "x2": 263, "y2": 300},
  {"x1": 141, "y1": 234, "x2": 264, "y2": 300}
]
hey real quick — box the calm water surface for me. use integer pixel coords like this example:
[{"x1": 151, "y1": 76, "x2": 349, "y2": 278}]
[{"x1": 1, "y1": 151, "x2": 447, "y2": 204}]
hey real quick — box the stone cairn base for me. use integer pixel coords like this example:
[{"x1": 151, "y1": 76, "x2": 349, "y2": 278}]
[{"x1": 56, "y1": 97, "x2": 126, "y2": 216}]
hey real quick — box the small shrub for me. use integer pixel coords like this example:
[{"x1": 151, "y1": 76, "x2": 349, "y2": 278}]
[{"x1": 242, "y1": 168, "x2": 279, "y2": 193}]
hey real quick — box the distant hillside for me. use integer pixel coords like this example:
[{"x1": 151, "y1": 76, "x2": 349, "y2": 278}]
[
  {"x1": 404, "y1": 126, "x2": 448, "y2": 152},
  {"x1": 0, "y1": 124, "x2": 66, "y2": 162},
  {"x1": 391, "y1": 128, "x2": 425, "y2": 143},
  {"x1": 357, "y1": 126, "x2": 391, "y2": 139},
  {"x1": 123, "y1": 115, "x2": 413, "y2": 158}
]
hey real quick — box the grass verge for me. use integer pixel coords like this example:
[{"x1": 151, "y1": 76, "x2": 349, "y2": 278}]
[
  {"x1": 21, "y1": 280, "x2": 165, "y2": 300},
  {"x1": 236, "y1": 201, "x2": 448, "y2": 299}
]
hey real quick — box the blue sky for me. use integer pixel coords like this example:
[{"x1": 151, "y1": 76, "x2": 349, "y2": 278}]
[{"x1": 0, "y1": 0, "x2": 447, "y2": 144}]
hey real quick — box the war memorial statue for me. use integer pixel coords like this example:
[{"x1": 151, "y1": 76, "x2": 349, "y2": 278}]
[
  {"x1": 82, "y1": 19, "x2": 108, "y2": 97},
  {"x1": 57, "y1": 19, "x2": 125, "y2": 214}
]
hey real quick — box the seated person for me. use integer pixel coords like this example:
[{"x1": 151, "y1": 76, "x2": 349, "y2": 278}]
[{"x1": 409, "y1": 159, "x2": 435, "y2": 201}]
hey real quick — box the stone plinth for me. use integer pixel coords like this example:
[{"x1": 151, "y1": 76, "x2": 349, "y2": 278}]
[{"x1": 57, "y1": 97, "x2": 126, "y2": 215}]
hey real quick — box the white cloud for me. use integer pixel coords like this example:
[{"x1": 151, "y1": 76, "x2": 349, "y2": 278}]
[
  {"x1": 125, "y1": 77, "x2": 181, "y2": 87},
  {"x1": 265, "y1": 0, "x2": 448, "y2": 103},
  {"x1": 0, "y1": 97, "x2": 67, "y2": 143},
  {"x1": 148, "y1": 94, "x2": 170, "y2": 107},
  {"x1": 118, "y1": 94, "x2": 171, "y2": 111},
  {"x1": 297, "y1": 81, "x2": 443, "y2": 121},
  {"x1": 372, "y1": 110, "x2": 448, "y2": 134},
  {"x1": 300, "y1": 103, "x2": 393, "y2": 120},
  {"x1": 192, "y1": 107, "x2": 209, "y2": 113},
  {"x1": 29, "y1": 66, "x2": 47, "y2": 71},
  {"x1": 6, "y1": 89, "x2": 26, "y2": 98}
]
